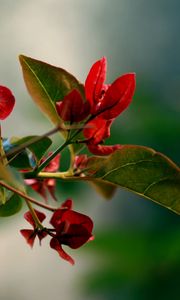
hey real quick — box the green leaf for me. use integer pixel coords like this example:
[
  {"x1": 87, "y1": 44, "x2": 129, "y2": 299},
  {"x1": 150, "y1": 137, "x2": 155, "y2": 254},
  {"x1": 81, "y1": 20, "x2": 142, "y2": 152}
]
[
  {"x1": 19, "y1": 55, "x2": 85, "y2": 128},
  {"x1": 27, "y1": 136, "x2": 52, "y2": 161},
  {"x1": 7, "y1": 135, "x2": 52, "y2": 168},
  {"x1": 0, "y1": 194, "x2": 22, "y2": 217},
  {"x1": 83, "y1": 146, "x2": 180, "y2": 214},
  {"x1": 11, "y1": 135, "x2": 52, "y2": 161}
]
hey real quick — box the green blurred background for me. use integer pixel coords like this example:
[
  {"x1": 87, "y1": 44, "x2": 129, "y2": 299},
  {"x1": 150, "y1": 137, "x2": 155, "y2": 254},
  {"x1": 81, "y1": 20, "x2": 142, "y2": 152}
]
[{"x1": 0, "y1": 1, "x2": 179, "y2": 299}]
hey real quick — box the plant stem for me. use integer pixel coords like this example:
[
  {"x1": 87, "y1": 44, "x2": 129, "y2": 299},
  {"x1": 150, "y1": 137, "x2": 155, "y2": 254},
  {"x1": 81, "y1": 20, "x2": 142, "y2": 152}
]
[
  {"x1": 24, "y1": 199, "x2": 44, "y2": 228},
  {"x1": 36, "y1": 140, "x2": 70, "y2": 173},
  {"x1": 0, "y1": 180, "x2": 57, "y2": 212},
  {"x1": 5, "y1": 124, "x2": 62, "y2": 158}
]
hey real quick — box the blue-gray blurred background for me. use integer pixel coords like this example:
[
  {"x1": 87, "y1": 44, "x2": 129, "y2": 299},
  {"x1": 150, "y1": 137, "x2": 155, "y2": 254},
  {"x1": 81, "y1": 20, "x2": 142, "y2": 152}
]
[{"x1": 0, "y1": 1, "x2": 179, "y2": 299}]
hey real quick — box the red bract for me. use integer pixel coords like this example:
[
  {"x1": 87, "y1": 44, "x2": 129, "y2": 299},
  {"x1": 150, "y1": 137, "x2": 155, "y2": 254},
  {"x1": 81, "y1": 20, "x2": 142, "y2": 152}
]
[
  {"x1": 98, "y1": 73, "x2": 136, "y2": 120},
  {"x1": 83, "y1": 116, "x2": 121, "y2": 156},
  {"x1": 82, "y1": 57, "x2": 136, "y2": 155},
  {"x1": 56, "y1": 89, "x2": 90, "y2": 122},
  {"x1": 85, "y1": 57, "x2": 136, "y2": 119},
  {"x1": 87, "y1": 143, "x2": 121, "y2": 156},
  {"x1": 84, "y1": 117, "x2": 112, "y2": 144},
  {"x1": 0, "y1": 86, "x2": 15, "y2": 120},
  {"x1": 50, "y1": 199, "x2": 94, "y2": 265},
  {"x1": 85, "y1": 56, "x2": 107, "y2": 111},
  {"x1": 20, "y1": 210, "x2": 47, "y2": 247},
  {"x1": 25, "y1": 153, "x2": 60, "y2": 201},
  {"x1": 73, "y1": 154, "x2": 88, "y2": 171}
]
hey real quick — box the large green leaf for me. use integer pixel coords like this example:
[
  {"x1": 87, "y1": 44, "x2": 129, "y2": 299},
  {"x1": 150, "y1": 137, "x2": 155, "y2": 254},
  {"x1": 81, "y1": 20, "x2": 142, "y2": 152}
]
[
  {"x1": 82, "y1": 146, "x2": 180, "y2": 214},
  {"x1": 19, "y1": 55, "x2": 85, "y2": 127},
  {"x1": 0, "y1": 193, "x2": 22, "y2": 217}
]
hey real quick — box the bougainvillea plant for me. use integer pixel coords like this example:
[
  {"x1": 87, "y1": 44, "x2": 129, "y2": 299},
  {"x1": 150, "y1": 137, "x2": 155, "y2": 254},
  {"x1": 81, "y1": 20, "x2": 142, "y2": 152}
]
[{"x1": 0, "y1": 56, "x2": 179, "y2": 265}]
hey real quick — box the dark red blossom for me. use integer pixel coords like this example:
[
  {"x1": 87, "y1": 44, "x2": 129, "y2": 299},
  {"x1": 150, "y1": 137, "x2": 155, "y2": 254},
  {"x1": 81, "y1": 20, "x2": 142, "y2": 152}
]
[
  {"x1": 20, "y1": 210, "x2": 47, "y2": 247},
  {"x1": 56, "y1": 89, "x2": 90, "y2": 123},
  {"x1": 50, "y1": 199, "x2": 94, "y2": 265},
  {"x1": 0, "y1": 86, "x2": 15, "y2": 120},
  {"x1": 25, "y1": 153, "x2": 60, "y2": 201}
]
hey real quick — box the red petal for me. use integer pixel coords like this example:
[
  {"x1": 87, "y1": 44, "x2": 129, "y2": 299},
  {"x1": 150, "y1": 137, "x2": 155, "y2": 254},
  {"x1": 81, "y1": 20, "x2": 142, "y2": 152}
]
[
  {"x1": 58, "y1": 223, "x2": 93, "y2": 249},
  {"x1": 46, "y1": 182, "x2": 57, "y2": 201},
  {"x1": 25, "y1": 179, "x2": 48, "y2": 201},
  {"x1": 23, "y1": 210, "x2": 46, "y2": 228},
  {"x1": 20, "y1": 229, "x2": 36, "y2": 248},
  {"x1": 61, "y1": 199, "x2": 73, "y2": 210},
  {"x1": 85, "y1": 57, "x2": 107, "y2": 109},
  {"x1": 50, "y1": 238, "x2": 75, "y2": 265},
  {"x1": 0, "y1": 86, "x2": 15, "y2": 120},
  {"x1": 73, "y1": 155, "x2": 88, "y2": 170},
  {"x1": 50, "y1": 199, "x2": 73, "y2": 228},
  {"x1": 87, "y1": 144, "x2": 122, "y2": 156},
  {"x1": 56, "y1": 89, "x2": 90, "y2": 122},
  {"x1": 50, "y1": 209, "x2": 65, "y2": 228},
  {"x1": 44, "y1": 153, "x2": 60, "y2": 172},
  {"x1": 61, "y1": 210, "x2": 93, "y2": 233},
  {"x1": 84, "y1": 117, "x2": 112, "y2": 144},
  {"x1": 37, "y1": 231, "x2": 48, "y2": 244},
  {"x1": 98, "y1": 73, "x2": 136, "y2": 119}
]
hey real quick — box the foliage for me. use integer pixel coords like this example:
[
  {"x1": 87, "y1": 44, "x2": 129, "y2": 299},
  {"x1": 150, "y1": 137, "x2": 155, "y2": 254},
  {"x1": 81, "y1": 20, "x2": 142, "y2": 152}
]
[{"x1": 0, "y1": 55, "x2": 179, "y2": 264}]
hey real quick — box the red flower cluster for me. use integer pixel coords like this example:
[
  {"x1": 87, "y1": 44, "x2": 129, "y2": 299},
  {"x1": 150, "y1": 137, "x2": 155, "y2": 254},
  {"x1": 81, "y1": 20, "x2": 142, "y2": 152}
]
[
  {"x1": 55, "y1": 57, "x2": 136, "y2": 155},
  {"x1": 20, "y1": 199, "x2": 93, "y2": 265},
  {"x1": 25, "y1": 153, "x2": 60, "y2": 202},
  {"x1": 20, "y1": 209, "x2": 47, "y2": 247},
  {"x1": 0, "y1": 86, "x2": 15, "y2": 120}
]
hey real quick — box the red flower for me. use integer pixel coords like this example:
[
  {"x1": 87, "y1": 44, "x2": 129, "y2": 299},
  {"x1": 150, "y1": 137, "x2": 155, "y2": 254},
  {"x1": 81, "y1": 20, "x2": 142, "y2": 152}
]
[
  {"x1": 0, "y1": 86, "x2": 15, "y2": 120},
  {"x1": 85, "y1": 57, "x2": 136, "y2": 119},
  {"x1": 83, "y1": 57, "x2": 135, "y2": 155},
  {"x1": 25, "y1": 153, "x2": 60, "y2": 201},
  {"x1": 50, "y1": 199, "x2": 94, "y2": 265},
  {"x1": 56, "y1": 89, "x2": 90, "y2": 123},
  {"x1": 20, "y1": 210, "x2": 47, "y2": 247}
]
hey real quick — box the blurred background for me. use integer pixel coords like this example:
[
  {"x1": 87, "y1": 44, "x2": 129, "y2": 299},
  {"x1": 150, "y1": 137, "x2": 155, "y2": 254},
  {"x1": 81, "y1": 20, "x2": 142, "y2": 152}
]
[{"x1": 0, "y1": 0, "x2": 179, "y2": 299}]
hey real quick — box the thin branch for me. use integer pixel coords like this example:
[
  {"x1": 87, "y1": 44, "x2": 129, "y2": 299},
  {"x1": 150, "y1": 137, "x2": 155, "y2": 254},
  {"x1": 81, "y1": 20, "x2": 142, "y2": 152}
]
[
  {"x1": 5, "y1": 125, "x2": 62, "y2": 158},
  {"x1": 0, "y1": 180, "x2": 57, "y2": 211}
]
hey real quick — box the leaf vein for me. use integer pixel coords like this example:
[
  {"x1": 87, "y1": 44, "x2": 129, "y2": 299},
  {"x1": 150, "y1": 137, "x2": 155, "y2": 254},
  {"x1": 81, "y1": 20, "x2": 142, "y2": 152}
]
[
  {"x1": 143, "y1": 176, "x2": 171, "y2": 195},
  {"x1": 100, "y1": 159, "x2": 160, "y2": 179}
]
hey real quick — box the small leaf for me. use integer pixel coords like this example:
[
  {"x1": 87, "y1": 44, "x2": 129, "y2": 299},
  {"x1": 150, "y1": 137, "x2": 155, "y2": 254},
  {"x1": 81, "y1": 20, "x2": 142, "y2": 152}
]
[
  {"x1": 6, "y1": 135, "x2": 52, "y2": 168},
  {"x1": 8, "y1": 150, "x2": 33, "y2": 169},
  {"x1": 13, "y1": 135, "x2": 52, "y2": 162},
  {"x1": 19, "y1": 55, "x2": 85, "y2": 128},
  {"x1": 0, "y1": 193, "x2": 22, "y2": 217},
  {"x1": 83, "y1": 146, "x2": 180, "y2": 214}
]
